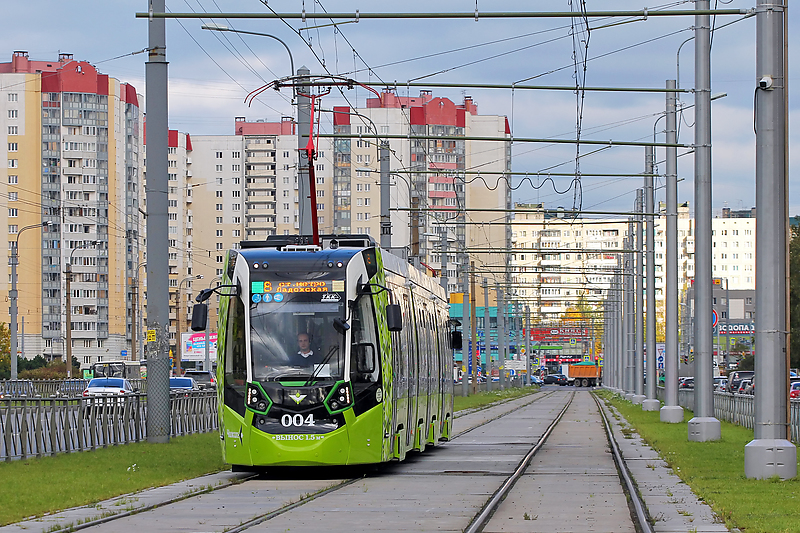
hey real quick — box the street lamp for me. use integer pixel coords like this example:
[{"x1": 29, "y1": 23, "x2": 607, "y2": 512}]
[
  {"x1": 175, "y1": 274, "x2": 203, "y2": 375},
  {"x1": 201, "y1": 24, "x2": 294, "y2": 84},
  {"x1": 65, "y1": 240, "x2": 101, "y2": 378},
  {"x1": 10, "y1": 221, "x2": 52, "y2": 380},
  {"x1": 131, "y1": 261, "x2": 147, "y2": 363}
]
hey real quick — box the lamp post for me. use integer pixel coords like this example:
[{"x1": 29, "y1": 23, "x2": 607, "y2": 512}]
[
  {"x1": 131, "y1": 261, "x2": 147, "y2": 364},
  {"x1": 204, "y1": 276, "x2": 222, "y2": 373},
  {"x1": 65, "y1": 240, "x2": 100, "y2": 378},
  {"x1": 175, "y1": 274, "x2": 203, "y2": 375},
  {"x1": 10, "y1": 221, "x2": 51, "y2": 380},
  {"x1": 201, "y1": 24, "x2": 294, "y2": 85}
]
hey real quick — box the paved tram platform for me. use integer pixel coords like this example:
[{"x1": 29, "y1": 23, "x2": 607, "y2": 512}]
[{"x1": 0, "y1": 391, "x2": 730, "y2": 533}]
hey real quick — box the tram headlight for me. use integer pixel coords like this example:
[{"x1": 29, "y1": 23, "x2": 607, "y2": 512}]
[
  {"x1": 325, "y1": 381, "x2": 353, "y2": 414},
  {"x1": 246, "y1": 383, "x2": 272, "y2": 414}
]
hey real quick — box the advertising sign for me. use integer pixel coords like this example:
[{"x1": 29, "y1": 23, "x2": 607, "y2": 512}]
[{"x1": 181, "y1": 332, "x2": 218, "y2": 361}]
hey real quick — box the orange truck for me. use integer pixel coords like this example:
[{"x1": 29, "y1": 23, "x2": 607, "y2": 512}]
[{"x1": 568, "y1": 362, "x2": 602, "y2": 387}]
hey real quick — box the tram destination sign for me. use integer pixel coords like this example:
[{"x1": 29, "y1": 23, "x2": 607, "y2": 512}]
[{"x1": 251, "y1": 280, "x2": 345, "y2": 294}]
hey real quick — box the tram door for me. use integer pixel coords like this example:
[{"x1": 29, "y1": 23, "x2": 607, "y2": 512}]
[
  {"x1": 392, "y1": 291, "x2": 410, "y2": 450},
  {"x1": 423, "y1": 305, "x2": 438, "y2": 438},
  {"x1": 404, "y1": 294, "x2": 418, "y2": 447}
]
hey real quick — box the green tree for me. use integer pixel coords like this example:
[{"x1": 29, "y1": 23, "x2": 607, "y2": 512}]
[
  {"x1": 790, "y1": 224, "x2": 800, "y2": 369},
  {"x1": 0, "y1": 323, "x2": 10, "y2": 379}
]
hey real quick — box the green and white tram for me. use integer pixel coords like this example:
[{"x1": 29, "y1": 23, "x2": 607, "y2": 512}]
[{"x1": 191, "y1": 235, "x2": 457, "y2": 468}]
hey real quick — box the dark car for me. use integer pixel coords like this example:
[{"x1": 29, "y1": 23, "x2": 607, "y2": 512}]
[
  {"x1": 183, "y1": 370, "x2": 216, "y2": 390},
  {"x1": 543, "y1": 374, "x2": 568, "y2": 386},
  {"x1": 727, "y1": 371, "x2": 754, "y2": 393}
]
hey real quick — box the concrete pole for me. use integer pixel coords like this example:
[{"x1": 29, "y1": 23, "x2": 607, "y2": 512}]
[
  {"x1": 380, "y1": 141, "x2": 391, "y2": 249},
  {"x1": 461, "y1": 269, "x2": 470, "y2": 396},
  {"x1": 483, "y1": 278, "x2": 491, "y2": 392},
  {"x1": 498, "y1": 285, "x2": 506, "y2": 390},
  {"x1": 525, "y1": 305, "x2": 531, "y2": 386},
  {"x1": 297, "y1": 66, "x2": 312, "y2": 235},
  {"x1": 633, "y1": 189, "x2": 645, "y2": 404},
  {"x1": 617, "y1": 265, "x2": 625, "y2": 393},
  {"x1": 439, "y1": 229, "x2": 448, "y2": 290},
  {"x1": 688, "y1": 0, "x2": 721, "y2": 442},
  {"x1": 660, "y1": 79, "x2": 683, "y2": 418},
  {"x1": 145, "y1": 0, "x2": 172, "y2": 443},
  {"x1": 745, "y1": 0, "x2": 796, "y2": 479}
]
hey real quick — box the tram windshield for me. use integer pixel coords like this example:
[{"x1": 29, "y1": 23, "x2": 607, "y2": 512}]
[{"x1": 249, "y1": 277, "x2": 346, "y2": 382}]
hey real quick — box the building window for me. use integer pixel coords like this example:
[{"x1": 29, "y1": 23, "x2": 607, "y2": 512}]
[
  {"x1": 232, "y1": 151, "x2": 240, "y2": 158},
  {"x1": 215, "y1": 165, "x2": 223, "y2": 172},
  {"x1": 232, "y1": 203, "x2": 240, "y2": 211},
  {"x1": 8, "y1": 93, "x2": 18, "y2": 102},
  {"x1": 232, "y1": 190, "x2": 241, "y2": 198},
  {"x1": 8, "y1": 160, "x2": 18, "y2": 168},
  {"x1": 216, "y1": 204, "x2": 223, "y2": 211},
  {"x1": 232, "y1": 164, "x2": 241, "y2": 172},
  {"x1": 8, "y1": 192, "x2": 17, "y2": 202},
  {"x1": 216, "y1": 151, "x2": 223, "y2": 158},
  {"x1": 8, "y1": 110, "x2": 18, "y2": 119},
  {"x1": 216, "y1": 217, "x2": 223, "y2": 223},
  {"x1": 8, "y1": 209, "x2": 18, "y2": 217},
  {"x1": 7, "y1": 126, "x2": 18, "y2": 135},
  {"x1": 8, "y1": 225, "x2": 17, "y2": 234},
  {"x1": 216, "y1": 190, "x2": 223, "y2": 198},
  {"x1": 217, "y1": 255, "x2": 224, "y2": 263}
]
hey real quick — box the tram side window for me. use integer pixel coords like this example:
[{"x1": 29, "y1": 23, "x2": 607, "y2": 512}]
[
  {"x1": 350, "y1": 295, "x2": 380, "y2": 383},
  {"x1": 224, "y1": 295, "x2": 247, "y2": 416}
]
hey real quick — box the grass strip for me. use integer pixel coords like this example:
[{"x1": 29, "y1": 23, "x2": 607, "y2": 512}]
[
  {"x1": 453, "y1": 385, "x2": 538, "y2": 412},
  {"x1": 1, "y1": 387, "x2": 538, "y2": 526},
  {"x1": 0, "y1": 432, "x2": 224, "y2": 526},
  {"x1": 597, "y1": 390, "x2": 800, "y2": 533}
]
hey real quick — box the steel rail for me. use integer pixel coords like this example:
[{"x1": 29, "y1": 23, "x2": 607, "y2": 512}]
[
  {"x1": 464, "y1": 391, "x2": 575, "y2": 533},
  {"x1": 592, "y1": 393, "x2": 655, "y2": 533}
]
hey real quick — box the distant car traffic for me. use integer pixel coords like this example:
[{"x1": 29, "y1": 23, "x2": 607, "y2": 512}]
[
  {"x1": 727, "y1": 371, "x2": 754, "y2": 393},
  {"x1": 790, "y1": 382, "x2": 800, "y2": 399},
  {"x1": 679, "y1": 377, "x2": 695, "y2": 390},
  {"x1": 169, "y1": 377, "x2": 199, "y2": 392},
  {"x1": 0, "y1": 380, "x2": 39, "y2": 399},
  {"x1": 82, "y1": 378, "x2": 135, "y2": 397},
  {"x1": 543, "y1": 374, "x2": 568, "y2": 386},
  {"x1": 530, "y1": 375, "x2": 543, "y2": 386},
  {"x1": 736, "y1": 378, "x2": 752, "y2": 395},
  {"x1": 183, "y1": 370, "x2": 216, "y2": 390}
]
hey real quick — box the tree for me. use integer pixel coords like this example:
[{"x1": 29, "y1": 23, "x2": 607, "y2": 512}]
[{"x1": 790, "y1": 224, "x2": 800, "y2": 369}]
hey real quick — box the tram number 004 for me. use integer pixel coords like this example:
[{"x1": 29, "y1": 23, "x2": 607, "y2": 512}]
[{"x1": 281, "y1": 414, "x2": 315, "y2": 427}]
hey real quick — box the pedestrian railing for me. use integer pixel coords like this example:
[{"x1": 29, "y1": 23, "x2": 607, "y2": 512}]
[
  {"x1": 0, "y1": 391, "x2": 218, "y2": 461},
  {"x1": 653, "y1": 387, "x2": 798, "y2": 443},
  {"x1": 0, "y1": 379, "x2": 148, "y2": 397}
]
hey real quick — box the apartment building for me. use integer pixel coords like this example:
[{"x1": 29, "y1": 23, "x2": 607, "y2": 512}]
[
  {"x1": 0, "y1": 51, "x2": 142, "y2": 366},
  {"x1": 511, "y1": 202, "x2": 757, "y2": 324},
  {"x1": 333, "y1": 90, "x2": 511, "y2": 294}
]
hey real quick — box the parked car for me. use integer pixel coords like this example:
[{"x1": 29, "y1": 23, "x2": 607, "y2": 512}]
[
  {"x1": 82, "y1": 378, "x2": 135, "y2": 397},
  {"x1": 183, "y1": 370, "x2": 216, "y2": 390},
  {"x1": 736, "y1": 378, "x2": 752, "y2": 395},
  {"x1": 169, "y1": 377, "x2": 199, "y2": 392},
  {"x1": 0, "y1": 380, "x2": 39, "y2": 399},
  {"x1": 543, "y1": 374, "x2": 568, "y2": 386},
  {"x1": 727, "y1": 371, "x2": 754, "y2": 393},
  {"x1": 790, "y1": 382, "x2": 800, "y2": 400},
  {"x1": 679, "y1": 377, "x2": 695, "y2": 390}
]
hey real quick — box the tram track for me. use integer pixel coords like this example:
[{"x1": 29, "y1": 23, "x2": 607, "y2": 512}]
[{"x1": 32, "y1": 388, "x2": 657, "y2": 533}]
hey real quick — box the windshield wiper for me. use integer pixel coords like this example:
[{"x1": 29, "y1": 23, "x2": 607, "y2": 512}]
[{"x1": 303, "y1": 345, "x2": 339, "y2": 387}]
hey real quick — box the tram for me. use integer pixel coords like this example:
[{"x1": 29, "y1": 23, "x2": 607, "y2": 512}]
[{"x1": 191, "y1": 234, "x2": 458, "y2": 468}]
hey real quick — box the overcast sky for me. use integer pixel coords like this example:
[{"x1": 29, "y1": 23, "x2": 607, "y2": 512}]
[{"x1": 2, "y1": 1, "x2": 797, "y2": 216}]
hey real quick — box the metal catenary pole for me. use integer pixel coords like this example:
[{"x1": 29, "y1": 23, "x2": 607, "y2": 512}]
[
  {"x1": 461, "y1": 268, "x2": 470, "y2": 397},
  {"x1": 498, "y1": 285, "x2": 506, "y2": 390},
  {"x1": 380, "y1": 141, "x2": 391, "y2": 249},
  {"x1": 659, "y1": 79, "x2": 683, "y2": 419},
  {"x1": 297, "y1": 66, "x2": 312, "y2": 235},
  {"x1": 634, "y1": 188, "x2": 645, "y2": 403},
  {"x1": 470, "y1": 262, "x2": 478, "y2": 395},
  {"x1": 645, "y1": 148, "x2": 657, "y2": 406},
  {"x1": 689, "y1": 0, "x2": 721, "y2": 442},
  {"x1": 745, "y1": 0, "x2": 796, "y2": 479},
  {"x1": 145, "y1": 0, "x2": 172, "y2": 443},
  {"x1": 525, "y1": 305, "x2": 531, "y2": 386},
  {"x1": 483, "y1": 278, "x2": 491, "y2": 392}
]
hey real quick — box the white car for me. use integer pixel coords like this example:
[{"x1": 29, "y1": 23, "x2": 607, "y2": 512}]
[{"x1": 82, "y1": 377, "x2": 135, "y2": 397}]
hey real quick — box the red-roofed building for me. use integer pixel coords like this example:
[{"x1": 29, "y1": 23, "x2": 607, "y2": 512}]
[
  {"x1": 333, "y1": 90, "x2": 511, "y2": 292},
  {"x1": 0, "y1": 51, "x2": 143, "y2": 368}
]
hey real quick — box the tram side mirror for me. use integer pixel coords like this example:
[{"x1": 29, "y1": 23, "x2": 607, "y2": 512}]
[
  {"x1": 450, "y1": 331, "x2": 463, "y2": 350},
  {"x1": 353, "y1": 343, "x2": 376, "y2": 373},
  {"x1": 386, "y1": 304, "x2": 402, "y2": 332},
  {"x1": 333, "y1": 317, "x2": 350, "y2": 335},
  {"x1": 191, "y1": 303, "x2": 208, "y2": 332}
]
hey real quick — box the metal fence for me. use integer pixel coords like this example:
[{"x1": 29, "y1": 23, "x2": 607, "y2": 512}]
[
  {"x1": 0, "y1": 379, "x2": 149, "y2": 397},
  {"x1": 653, "y1": 388, "x2": 799, "y2": 443},
  {"x1": 0, "y1": 391, "x2": 218, "y2": 461}
]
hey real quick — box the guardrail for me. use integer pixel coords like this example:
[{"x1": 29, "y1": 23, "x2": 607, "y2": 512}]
[
  {"x1": 0, "y1": 391, "x2": 218, "y2": 462},
  {"x1": 653, "y1": 387, "x2": 799, "y2": 443},
  {"x1": 0, "y1": 379, "x2": 149, "y2": 397}
]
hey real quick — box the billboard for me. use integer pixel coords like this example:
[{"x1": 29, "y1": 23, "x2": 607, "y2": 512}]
[{"x1": 181, "y1": 332, "x2": 218, "y2": 361}]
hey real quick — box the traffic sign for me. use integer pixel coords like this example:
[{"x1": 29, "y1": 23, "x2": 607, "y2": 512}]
[{"x1": 712, "y1": 309, "x2": 719, "y2": 329}]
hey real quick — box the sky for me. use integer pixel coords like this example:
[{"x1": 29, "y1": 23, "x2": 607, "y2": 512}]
[{"x1": 2, "y1": 0, "x2": 798, "y2": 216}]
